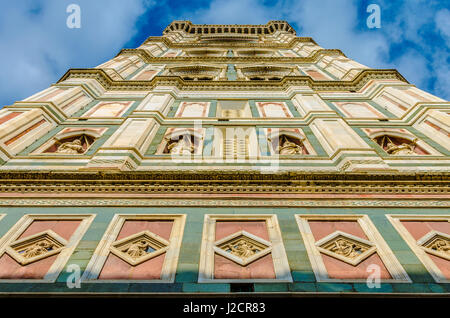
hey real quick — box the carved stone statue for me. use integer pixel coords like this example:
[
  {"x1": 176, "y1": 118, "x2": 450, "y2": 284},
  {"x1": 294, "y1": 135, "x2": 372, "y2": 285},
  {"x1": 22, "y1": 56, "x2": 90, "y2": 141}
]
[
  {"x1": 124, "y1": 240, "x2": 150, "y2": 259},
  {"x1": 21, "y1": 241, "x2": 55, "y2": 259},
  {"x1": 226, "y1": 239, "x2": 260, "y2": 259},
  {"x1": 276, "y1": 135, "x2": 303, "y2": 155},
  {"x1": 385, "y1": 141, "x2": 415, "y2": 155},
  {"x1": 167, "y1": 136, "x2": 194, "y2": 155},
  {"x1": 56, "y1": 138, "x2": 84, "y2": 154},
  {"x1": 330, "y1": 239, "x2": 363, "y2": 259}
]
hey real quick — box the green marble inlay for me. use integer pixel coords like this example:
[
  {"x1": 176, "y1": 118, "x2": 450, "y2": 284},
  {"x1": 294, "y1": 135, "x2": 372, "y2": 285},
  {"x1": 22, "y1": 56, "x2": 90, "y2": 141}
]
[
  {"x1": 166, "y1": 100, "x2": 181, "y2": 117},
  {"x1": 248, "y1": 100, "x2": 259, "y2": 118},
  {"x1": 208, "y1": 100, "x2": 217, "y2": 117},
  {"x1": 145, "y1": 126, "x2": 168, "y2": 155},
  {"x1": 202, "y1": 127, "x2": 215, "y2": 156}
]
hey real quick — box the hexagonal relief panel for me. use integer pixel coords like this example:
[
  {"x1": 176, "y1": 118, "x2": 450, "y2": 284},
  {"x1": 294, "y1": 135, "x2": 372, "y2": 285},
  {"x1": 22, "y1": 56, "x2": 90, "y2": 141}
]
[
  {"x1": 110, "y1": 230, "x2": 170, "y2": 266},
  {"x1": 213, "y1": 230, "x2": 272, "y2": 266},
  {"x1": 5, "y1": 230, "x2": 68, "y2": 265},
  {"x1": 417, "y1": 230, "x2": 450, "y2": 261},
  {"x1": 315, "y1": 231, "x2": 377, "y2": 266}
]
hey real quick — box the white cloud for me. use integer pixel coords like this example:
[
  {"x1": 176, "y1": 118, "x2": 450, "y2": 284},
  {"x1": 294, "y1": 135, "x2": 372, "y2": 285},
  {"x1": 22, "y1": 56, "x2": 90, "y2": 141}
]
[
  {"x1": 188, "y1": 0, "x2": 272, "y2": 25},
  {"x1": 435, "y1": 8, "x2": 450, "y2": 46},
  {"x1": 0, "y1": 0, "x2": 153, "y2": 106},
  {"x1": 179, "y1": 0, "x2": 448, "y2": 99},
  {"x1": 283, "y1": 0, "x2": 390, "y2": 68},
  {"x1": 394, "y1": 50, "x2": 429, "y2": 88},
  {"x1": 1, "y1": 0, "x2": 447, "y2": 106}
]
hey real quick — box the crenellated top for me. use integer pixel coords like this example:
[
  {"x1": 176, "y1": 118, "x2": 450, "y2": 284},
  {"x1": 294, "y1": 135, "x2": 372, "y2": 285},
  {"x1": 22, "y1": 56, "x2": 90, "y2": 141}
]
[{"x1": 162, "y1": 20, "x2": 296, "y2": 37}]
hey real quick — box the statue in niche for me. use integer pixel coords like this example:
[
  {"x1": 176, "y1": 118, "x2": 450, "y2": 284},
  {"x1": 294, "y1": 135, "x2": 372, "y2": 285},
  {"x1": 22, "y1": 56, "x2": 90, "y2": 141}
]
[
  {"x1": 167, "y1": 135, "x2": 194, "y2": 155},
  {"x1": 124, "y1": 240, "x2": 150, "y2": 259},
  {"x1": 276, "y1": 135, "x2": 304, "y2": 155},
  {"x1": 377, "y1": 135, "x2": 417, "y2": 156},
  {"x1": 21, "y1": 241, "x2": 56, "y2": 259},
  {"x1": 56, "y1": 138, "x2": 84, "y2": 154},
  {"x1": 385, "y1": 140, "x2": 416, "y2": 155}
]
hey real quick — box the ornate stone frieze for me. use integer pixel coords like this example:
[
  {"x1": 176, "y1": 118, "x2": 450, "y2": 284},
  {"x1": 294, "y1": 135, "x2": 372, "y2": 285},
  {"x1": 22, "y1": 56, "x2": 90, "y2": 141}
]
[{"x1": 57, "y1": 68, "x2": 408, "y2": 92}]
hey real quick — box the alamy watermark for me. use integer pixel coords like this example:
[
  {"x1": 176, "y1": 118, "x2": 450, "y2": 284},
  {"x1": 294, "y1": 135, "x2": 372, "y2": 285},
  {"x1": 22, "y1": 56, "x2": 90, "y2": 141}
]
[
  {"x1": 66, "y1": 4, "x2": 81, "y2": 29},
  {"x1": 366, "y1": 264, "x2": 381, "y2": 288},
  {"x1": 66, "y1": 264, "x2": 81, "y2": 288},
  {"x1": 366, "y1": 4, "x2": 381, "y2": 29}
]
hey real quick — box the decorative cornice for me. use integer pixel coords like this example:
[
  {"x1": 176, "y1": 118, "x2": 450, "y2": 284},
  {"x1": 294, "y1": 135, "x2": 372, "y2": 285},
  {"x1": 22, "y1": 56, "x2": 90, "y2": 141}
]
[
  {"x1": 0, "y1": 198, "x2": 448, "y2": 207},
  {"x1": 143, "y1": 35, "x2": 318, "y2": 48},
  {"x1": 162, "y1": 20, "x2": 297, "y2": 36},
  {"x1": 57, "y1": 69, "x2": 408, "y2": 92},
  {"x1": 116, "y1": 48, "x2": 345, "y2": 63},
  {"x1": 0, "y1": 171, "x2": 448, "y2": 196}
]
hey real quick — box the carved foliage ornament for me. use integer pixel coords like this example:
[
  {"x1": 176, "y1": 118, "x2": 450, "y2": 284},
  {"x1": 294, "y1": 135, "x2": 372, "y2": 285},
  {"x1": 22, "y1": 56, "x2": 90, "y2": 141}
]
[
  {"x1": 5, "y1": 230, "x2": 68, "y2": 265},
  {"x1": 110, "y1": 230, "x2": 170, "y2": 266},
  {"x1": 315, "y1": 231, "x2": 376, "y2": 266},
  {"x1": 213, "y1": 230, "x2": 272, "y2": 266}
]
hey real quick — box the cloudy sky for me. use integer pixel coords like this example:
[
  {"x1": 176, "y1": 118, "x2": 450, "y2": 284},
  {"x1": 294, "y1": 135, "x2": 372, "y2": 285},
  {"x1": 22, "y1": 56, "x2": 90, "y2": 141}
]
[{"x1": 0, "y1": 0, "x2": 448, "y2": 106}]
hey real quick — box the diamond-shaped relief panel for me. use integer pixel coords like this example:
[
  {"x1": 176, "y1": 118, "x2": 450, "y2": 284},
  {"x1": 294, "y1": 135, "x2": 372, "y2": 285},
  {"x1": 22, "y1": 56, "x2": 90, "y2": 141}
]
[
  {"x1": 6, "y1": 230, "x2": 68, "y2": 265},
  {"x1": 315, "y1": 231, "x2": 377, "y2": 266},
  {"x1": 417, "y1": 230, "x2": 450, "y2": 261},
  {"x1": 110, "y1": 230, "x2": 170, "y2": 266},
  {"x1": 214, "y1": 230, "x2": 272, "y2": 266}
]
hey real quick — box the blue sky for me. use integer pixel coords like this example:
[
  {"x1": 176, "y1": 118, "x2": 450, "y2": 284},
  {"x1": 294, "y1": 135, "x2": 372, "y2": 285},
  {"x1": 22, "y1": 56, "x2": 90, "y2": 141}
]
[{"x1": 0, "y1": 0, "x2": 448, "y2": 106}]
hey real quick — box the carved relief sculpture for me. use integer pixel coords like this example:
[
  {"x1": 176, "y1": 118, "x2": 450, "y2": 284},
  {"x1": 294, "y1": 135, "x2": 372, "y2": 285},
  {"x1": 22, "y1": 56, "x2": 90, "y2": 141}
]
[
  {"x1": 223, "y1": 239, "x2": 261, "y2": 260},
  {"x1": 214, "y1": 230, "x2": 272, "y2": 266},
  {"x1": 328, "y1": 238, "x2": 366, "y2": 259}
]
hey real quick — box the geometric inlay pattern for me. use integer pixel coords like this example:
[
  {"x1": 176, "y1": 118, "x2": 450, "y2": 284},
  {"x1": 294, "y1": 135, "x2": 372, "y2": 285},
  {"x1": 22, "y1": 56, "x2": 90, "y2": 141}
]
[
  {"x1": 213, "y1": 230, "x2": 272, "y2": 266},
  {"x1": 315, "y1": 231, "x2": 377, "y2": 266},
  {"x1": 5, "y1": 230, "x2": 68, "y2": 266},
  {"x1": 110, "y1": 230, "x2": 170, "y2": 266},
  {"x1": 417, "y1": 230, "x2": 450, "y2": 261}
]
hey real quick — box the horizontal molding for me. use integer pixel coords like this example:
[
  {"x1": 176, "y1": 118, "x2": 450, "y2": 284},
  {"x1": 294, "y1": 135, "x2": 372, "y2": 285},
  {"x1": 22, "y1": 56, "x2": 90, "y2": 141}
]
[
  {"x1": 57, "y1": 69, "x2": 408, "y2": 93},
  {"x1": 117, "y1": 48, "x2": 344, "y2": 63},
  {"x1": 0, "y1": 171, "x2": 448, "y2": 195},
  {"x1": 0, "y1": 198, "x2": 448, "y2": 207}
]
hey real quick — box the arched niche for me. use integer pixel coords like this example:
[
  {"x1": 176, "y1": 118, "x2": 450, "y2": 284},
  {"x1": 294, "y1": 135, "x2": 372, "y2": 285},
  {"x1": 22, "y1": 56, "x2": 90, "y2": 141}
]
[
  {"x1": 167, "y1": 65, "x2": 222, "y2": 80},
  {"x1": 267, "y1": 130, "x2": 309, "y2": 155},
  {"x1": 185, "y1": 48, "x2": 226, "y2": 57},
  {"x1": 160, "y1": 129, "x2": 203, "y2": 155},
  {"x1": 237, "y1": 49, "x2": 274, "y2": 57},
  {"x1": 240, "y1": 65, "x2": 296, "y2": 80},
  {"x1": 372, "y1": 133, "x2": 429, "y2": 155},
  {"x1": 44, "y1": 132, "x2": 98, "y2": 155}
]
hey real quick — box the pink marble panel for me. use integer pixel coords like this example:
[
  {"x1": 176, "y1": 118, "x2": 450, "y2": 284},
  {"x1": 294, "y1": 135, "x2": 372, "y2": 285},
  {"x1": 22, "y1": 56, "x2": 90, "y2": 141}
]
[
  {"x1": 98, "y1": 220, "x2": 174, "y2": 280},
  {"x1": 213, "y1": 253, "x2": 276, "y2": 279},
  {"x1": 0, "y1": 220, "x2": 82, "y2": 279}
]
